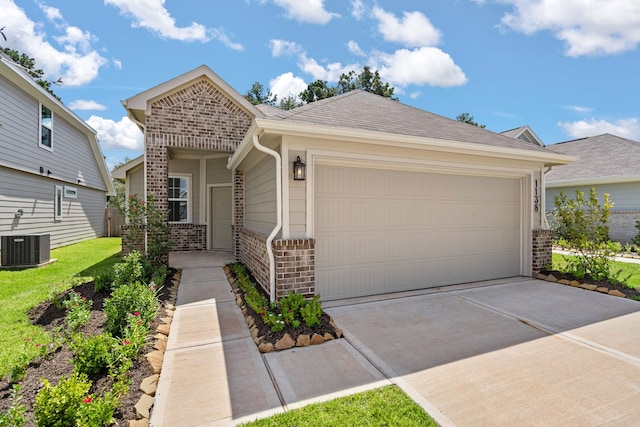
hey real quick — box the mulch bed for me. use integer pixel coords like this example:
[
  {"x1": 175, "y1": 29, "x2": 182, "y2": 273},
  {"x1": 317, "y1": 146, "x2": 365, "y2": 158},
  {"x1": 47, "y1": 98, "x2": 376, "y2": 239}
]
[
  {"x1": 0, "y1": 269, "x2": 178, "y2": 426},
  {"x1": 540, "y1": 269, "x2": 640, "y2": 300}
]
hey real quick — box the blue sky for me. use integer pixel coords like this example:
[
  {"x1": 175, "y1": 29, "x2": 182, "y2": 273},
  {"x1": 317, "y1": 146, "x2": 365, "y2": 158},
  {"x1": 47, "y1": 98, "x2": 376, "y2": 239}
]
[{"x1": 2, "y1": 0, "x2": 639, "y2": 170}]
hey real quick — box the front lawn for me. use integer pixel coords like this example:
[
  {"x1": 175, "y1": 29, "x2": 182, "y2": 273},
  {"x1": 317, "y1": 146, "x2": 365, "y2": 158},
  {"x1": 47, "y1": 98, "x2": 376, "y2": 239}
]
[
  {"x1": 242, "y1": 385, "x2": 438, "y2": 427},
  {"x1": 552, "y1": 253, "x2": 640, "y2": 289},
  {"x1": 0, "y1": 237, "x2": 121, "y2": 378}
]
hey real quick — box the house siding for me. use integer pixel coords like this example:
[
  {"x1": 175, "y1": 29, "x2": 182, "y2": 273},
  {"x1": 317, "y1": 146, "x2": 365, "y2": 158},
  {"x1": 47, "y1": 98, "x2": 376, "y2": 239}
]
[
  {"x1": 128, "y1": 166, "x2": 144, "y2": 198},
  {"x1": 244, "y1": 155, "x2": 277, "y2": 234},
  {"x1": 0, "y1": 74, "x2": 106, "y2": 192},
  {"x1": 288, "y1": 149, "x2": 306, "y2": 237},
  {"x1": 0, "y1": 167, "x2": 105, "y2": 249},
  {"x1": 206, "y1": 157, "x2": 232, "y2": 184}
]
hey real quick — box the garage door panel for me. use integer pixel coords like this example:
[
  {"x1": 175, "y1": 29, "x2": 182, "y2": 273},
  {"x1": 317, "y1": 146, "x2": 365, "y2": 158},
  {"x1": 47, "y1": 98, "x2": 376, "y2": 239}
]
[{"x1": 315, "y1": 165, "x2": 522, "y2": 300}]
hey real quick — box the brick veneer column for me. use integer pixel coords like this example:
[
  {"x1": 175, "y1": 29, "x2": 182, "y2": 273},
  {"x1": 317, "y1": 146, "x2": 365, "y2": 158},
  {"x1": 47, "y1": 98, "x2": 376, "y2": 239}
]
[
  {"x1": 532, "y1": 229, "x2": 553, "y2": 275},
  {"x1": 273, "y1": 239, "x2": 316, "y2": 300},
  {"x1": 232, "y1": 170, "x2": 245, "y2": 260}
]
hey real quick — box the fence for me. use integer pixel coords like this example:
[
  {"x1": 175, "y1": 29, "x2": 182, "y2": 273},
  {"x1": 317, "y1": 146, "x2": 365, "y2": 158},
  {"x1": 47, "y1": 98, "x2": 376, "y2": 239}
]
[{"x1": 105, "y1": 207, "x2": 125, "y2": 237}]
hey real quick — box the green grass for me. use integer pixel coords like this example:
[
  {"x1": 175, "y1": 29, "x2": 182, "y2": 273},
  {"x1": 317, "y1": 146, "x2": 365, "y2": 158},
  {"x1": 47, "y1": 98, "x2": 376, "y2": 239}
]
[
  {"x1": 0, "y1": 237, "x2": 121, "y2": 378},
  {"x1": 552, "y1": 253, "x2": 640, "y2": 289},
  {"x1": 241, "y1": 385, "x2": 438, "y2": 427}
]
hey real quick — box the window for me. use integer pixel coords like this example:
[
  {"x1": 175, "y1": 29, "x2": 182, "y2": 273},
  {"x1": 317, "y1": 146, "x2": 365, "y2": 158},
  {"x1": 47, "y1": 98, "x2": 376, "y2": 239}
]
[
  {"x1": 168, "y1": 175, "x2": 190, "y2": 223},
  {"x1": 54, "y1": 185, "x2": 63, "y2": 220},
  {"x1": 40, "y1": 104, "x2": 53, "y2": 150}
]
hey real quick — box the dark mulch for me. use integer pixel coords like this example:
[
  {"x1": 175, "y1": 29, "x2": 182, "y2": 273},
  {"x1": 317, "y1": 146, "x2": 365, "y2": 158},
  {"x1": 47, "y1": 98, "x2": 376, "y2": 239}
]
[
  {"x1": 540, "y1": 269, "x2": 640, "y2": 300},
  {"x1": 0, "y1": 269, "x2": 178, "y2": 426}
]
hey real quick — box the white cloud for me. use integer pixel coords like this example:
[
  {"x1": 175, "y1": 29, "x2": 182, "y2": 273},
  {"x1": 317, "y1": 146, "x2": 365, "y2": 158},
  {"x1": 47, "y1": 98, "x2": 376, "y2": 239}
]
[
  {"x1": 105, "y1": 0, "x2": 223, "y2": 44},
  {"x1": 113, "y1": 59, "x2": 123, "y2": 70},
  {"x1": 498, "y1": 0, "x2": 640, "y2": 56},
  {"x1": 351, "y1": 0, "x2": 366, "y2": 20},
  {"x1": 68, "y1": 100, "x2": 107, "y2": 111},
  {"x1": 37, "y1": 2, "x2": 62, "y2": 22},
  {"x1": 298, "y1": 53, "x2": 359, "y2": 82},
  {"x1": 270, "y1": 39, "x2": 302, "y2": 57},
  {"x1": 371, "y1": 6, "x2": 441, "y2": 48},
  {"x1": 371, "y1": 47, "x2": 467, "y2": 87},
  {"x1": 1, "y1": 0, "x2": 107, "y2": 86},
  {"x1": 566, "y1": 105, "x2": 594, "y2": 113},
  {"x1": 87, "y1": 115, "x2": 144, "y2": 150},
  {"x1": 558, "y1": 118, "x2": 640, "y2": 140},
  {"x1": 272, "y1": 0, "x2": 339, "y2": 24},
  {"x1": 269, "y1": 72, "x2": 307, "y2": 101},
  {"x1": 210, "y1": 28, "x2": 244, "y2": 50},
  {"x1": 347, "y1": 40, "x2": 366, "y2": 57}
]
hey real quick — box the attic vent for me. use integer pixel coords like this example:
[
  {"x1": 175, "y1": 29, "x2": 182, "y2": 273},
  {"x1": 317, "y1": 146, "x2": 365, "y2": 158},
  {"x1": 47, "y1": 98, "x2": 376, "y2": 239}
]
[{"x1": 1, "y1": 235, "x2": 50, "y2": 267}]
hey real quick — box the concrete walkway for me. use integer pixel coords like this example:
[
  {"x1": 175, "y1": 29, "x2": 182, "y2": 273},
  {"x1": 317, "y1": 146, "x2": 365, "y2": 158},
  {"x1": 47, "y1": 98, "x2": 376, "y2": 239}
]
[{"x1": 153, "y1": 252, "x2": 640, "y2": 426}]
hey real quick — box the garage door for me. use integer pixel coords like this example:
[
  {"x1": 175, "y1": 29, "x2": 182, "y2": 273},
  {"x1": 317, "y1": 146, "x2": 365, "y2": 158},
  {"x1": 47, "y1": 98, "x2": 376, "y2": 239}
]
[{"x1": 314, "y1": 164, "x2": 522, "y2": 300}]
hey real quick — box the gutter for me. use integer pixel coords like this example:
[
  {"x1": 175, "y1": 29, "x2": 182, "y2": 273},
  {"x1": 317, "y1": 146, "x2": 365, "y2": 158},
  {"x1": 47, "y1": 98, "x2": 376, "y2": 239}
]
[{"x1": 251, "y1": 135, "x2": 282, "y2": 303}]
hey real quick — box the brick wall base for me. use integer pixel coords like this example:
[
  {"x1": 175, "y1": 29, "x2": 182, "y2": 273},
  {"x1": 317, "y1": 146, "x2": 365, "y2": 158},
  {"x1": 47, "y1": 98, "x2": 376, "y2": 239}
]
[
  {"x1": 235, "y1": 227, "x2": 316, "y2": 300},
  {"x1": 170, "y1": 224, "x2": 206, "y2": 251},
  {"x1": 120, "y1": 225, "x2": 145, "y2": 257},
  {"x1": 532, "y1": 228, "x2": 553, "y2": 275}
]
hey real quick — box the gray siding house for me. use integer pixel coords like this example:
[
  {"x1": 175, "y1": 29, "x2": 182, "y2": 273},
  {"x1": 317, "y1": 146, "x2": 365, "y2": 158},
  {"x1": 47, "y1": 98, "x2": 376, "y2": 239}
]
[
  {"x1": 546, "y1": 134, "x2": 640, "y2": 242},
  {"x1": 118, "y1": 65, "x2": 574, "y2": 301},
  {"x1": 0, "y1": 54, "x2": 115, "y2": 253}
]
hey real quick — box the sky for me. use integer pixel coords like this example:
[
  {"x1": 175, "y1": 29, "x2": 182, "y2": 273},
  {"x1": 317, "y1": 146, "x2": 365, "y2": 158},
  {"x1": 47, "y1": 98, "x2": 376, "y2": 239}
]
[{"x1": 2, "y1": 0, "x2": 639, "y2": 170}]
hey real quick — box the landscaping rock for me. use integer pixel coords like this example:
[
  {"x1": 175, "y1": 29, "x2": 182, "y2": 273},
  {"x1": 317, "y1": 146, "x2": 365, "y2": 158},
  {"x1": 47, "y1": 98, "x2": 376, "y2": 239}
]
[
  {"x1": 250, "y1": 325, "x2": 259, "y2": 339},
  {"x1": 569, "y1": 280, "x2": 580, "y2": 287},
  {"x1": 129, "y1": 420, "x2": 149, "y2": 427},
  {"x1": 140, "y1": 374, "x2": 159, "y2": 396},
  {"x1": 247, "y1": 315, "x2": 255, "y2": 328},
  {"x1": 154, "y1": 333, "x2": 167, "y2": 341},
  {"x1": 544, "y1": 274, "x2": 558, "y2": 282},
  {"x1": 253, "y1": 336, "x2": 263, "y2": 345},
  {"x1": 310, "y1": 333, "x2": 324, "y2": 345},
  {"x1": 134, "y1": 393, "x2": 155, "y2": 419},
  {"x1": 323, "y1": 332, "x2": 335, "y2": 341},
  {"x1": 296, "y1": 334, "x2": 311, "y2": 347},
  {"x1": 236, "y1": 296, "x2": 243, "y2": 306},
  {"x1": 259, "y1": 342, "x2": 274, "y2": 353},
  {"x1": 609, "y1": 290, "x2": 626, "y2": 298},
  {"x1": 275, "y1": 333, "x2": 295, "y2": 350},
  {"x1": 536, "y1": 273, "x2": 547, "y2": 280},
  {"x1": 154, "y1": 339, "x2": 167, "y2": 352},
  {"x1": 164, "y1": 303, "x2": 175, "y2": 311},
  {"x1": 146, "y1": 351, "x2": 164, "y2": 374},
  {"x1": 160, "y1": 316, "x2": 172, "y2": 325},
  {"x1": 579, "y1": 284, "x2": 598, "y2": 291},
  {"x1": 333, "y1": 327, "x2": 343, "y2": 338},
  {"x1": 596, "y1": 287, "x2": 609, "y2": 293},
  {"x1": 164, "y1": 309, "x2": 174, "y2": 317},
  {"x1": 156, "y1": 323, "x2": 170, "y2": 335},
  {"x1": 558, "y1": 279, "x2": 571, "y2": 285}
]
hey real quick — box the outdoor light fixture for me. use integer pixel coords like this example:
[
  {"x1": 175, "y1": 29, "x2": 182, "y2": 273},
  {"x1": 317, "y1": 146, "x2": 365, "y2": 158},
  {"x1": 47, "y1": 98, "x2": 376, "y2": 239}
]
[{"x1": 293, "y1": 156, "x2": 306, "y2": 181}]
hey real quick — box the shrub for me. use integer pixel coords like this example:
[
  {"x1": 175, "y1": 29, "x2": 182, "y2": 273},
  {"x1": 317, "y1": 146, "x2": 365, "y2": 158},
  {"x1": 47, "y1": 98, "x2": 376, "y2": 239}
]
[
  {"x1": 123, "y1": 194, "x2": 173, "y2": 267},
  {"x1": 34, "y1": 372, "x2": 92, "y2": 427},
  {"x1": 93, "y1": 269, "x2": 115, "y2": 294},
  {"x1": 63, "y1": 292, "x2": 92, "y2": 332},
  {"x1": 300, "y1": 296, "x2": 323, "y2": 327},
  {"x1": 554, "y1": 188, "x2": 614, "y2": 280},
  {"x1": 112, "y1": 251, "x2": 146, "y2": 289},
  {"x1": 70, "y1": 333, "x2": 114, "y2": 376},
  {"x1": 104, "y1": 282, "x2": 158, "y2": 337},
  {"x1": 0, "y1": 385, "x2": 27, "y2": 427},
  {"x1": 75, "y1": 391, "x2": 118, "y2": 427}
]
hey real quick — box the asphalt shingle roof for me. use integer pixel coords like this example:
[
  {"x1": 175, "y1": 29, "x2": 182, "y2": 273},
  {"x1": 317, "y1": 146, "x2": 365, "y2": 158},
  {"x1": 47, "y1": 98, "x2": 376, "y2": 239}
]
[
  {"x1": 546, "y1": 134, "x2": 640, "y2": 182},
  {"x1": 259, "y1": 90, "x2": 557, "y2": 154}
]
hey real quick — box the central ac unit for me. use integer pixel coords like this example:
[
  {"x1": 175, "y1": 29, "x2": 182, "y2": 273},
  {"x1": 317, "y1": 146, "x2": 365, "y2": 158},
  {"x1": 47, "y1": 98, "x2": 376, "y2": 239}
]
[{"x1": 1, "y1": 234, "x2": 51, "y2": 267}]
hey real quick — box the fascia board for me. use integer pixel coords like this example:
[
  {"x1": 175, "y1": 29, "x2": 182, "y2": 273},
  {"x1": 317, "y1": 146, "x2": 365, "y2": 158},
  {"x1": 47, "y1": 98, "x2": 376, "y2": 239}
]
[
  {"x1": 227, "y1": 122, "x2": 259, "y2": 170},
  {"x1": 546, "y1": 175, "x2": 640, "y2": 188},
  {"x1": 255, "y1": 118, "x2": 577, "y2": 166}
]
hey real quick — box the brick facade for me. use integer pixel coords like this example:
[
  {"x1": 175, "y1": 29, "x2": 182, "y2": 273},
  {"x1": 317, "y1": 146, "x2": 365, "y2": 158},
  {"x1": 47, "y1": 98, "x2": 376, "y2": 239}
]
[
  {"x1": 120, "y1": 225, "x2": 145, "y2": 257},
  {"x1": 273, "y1": 239, "x2": 315, "y2": 299},
  {"x1": 532, "y1": 228, "x2": 553, "y2": 275},
  {"x1": 128, "y1": 79, "x2": 252, "y2": 255},
  {"x1": 232, "y1": 170, "x2": 245, "y2": 260}
]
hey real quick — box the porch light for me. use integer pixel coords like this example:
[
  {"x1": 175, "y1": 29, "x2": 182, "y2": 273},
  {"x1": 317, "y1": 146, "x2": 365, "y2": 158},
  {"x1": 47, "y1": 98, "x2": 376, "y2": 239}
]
[{"x1": 293, "y1": 156, "x2": 306, "y2": 181}]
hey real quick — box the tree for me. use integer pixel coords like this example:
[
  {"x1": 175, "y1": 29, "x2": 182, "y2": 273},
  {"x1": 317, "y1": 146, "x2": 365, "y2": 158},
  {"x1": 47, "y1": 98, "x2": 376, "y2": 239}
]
[
  {"x1": 109, "y1": 157, "x2": 131, "y2": 214},
  {"x1": 2, "y1": 47, "x2": 60, "y2": 100},
  {"x1": 243, "y1": 82, "x2": 277, "y2": 106},
  {"x1": 456, "y1": 112, "x2": 485, "y2": 128},
  {"x1": 337, "y1": 66, "x2": 396, "y2": 99},
  {"x1": 299, "y1": 79, "x2": 338, "y2": 103},
  {"x1": 278, "y1": 94, "x2": 301, "y2": 111}
]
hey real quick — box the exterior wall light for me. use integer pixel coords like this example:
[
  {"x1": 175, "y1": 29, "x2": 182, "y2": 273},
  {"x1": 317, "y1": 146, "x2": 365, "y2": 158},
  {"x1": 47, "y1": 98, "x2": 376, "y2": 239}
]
[{"x1": 293, "y1": 156, "x2": 306, "y2": 181}]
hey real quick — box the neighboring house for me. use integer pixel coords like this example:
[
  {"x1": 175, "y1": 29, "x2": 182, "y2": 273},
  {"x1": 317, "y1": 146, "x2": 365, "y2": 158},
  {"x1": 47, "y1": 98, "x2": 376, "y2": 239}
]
[
  {"x1": 111, "y1": 154, "x2": 144, "y2": 201},
  {"x1": 500, "y1": 125, "x2": 545, "y2": 147},
  {"x1": 0, "y1": 54, "x2": 115, "y2": 254},
  {"x1": 118, "y1": 65, "x2": 574, "y2": 301},
  {"x1": 545, "y1": 134, "x2": 640, "y2": 242}
]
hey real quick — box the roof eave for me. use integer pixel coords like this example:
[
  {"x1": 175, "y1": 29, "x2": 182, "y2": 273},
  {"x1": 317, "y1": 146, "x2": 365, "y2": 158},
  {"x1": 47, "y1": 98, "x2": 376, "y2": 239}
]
[{"x1": 546, "y1": 174, "x2": 640, "y2": 188}]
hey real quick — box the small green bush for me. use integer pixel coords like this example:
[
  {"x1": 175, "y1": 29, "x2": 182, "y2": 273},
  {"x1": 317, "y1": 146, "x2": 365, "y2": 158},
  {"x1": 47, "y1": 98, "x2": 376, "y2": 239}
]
[
  {"x1": 63, "y1": 292, "x2": 92, "y2": 332},
  {"x1": 300, "y1": 296, "x2": 322, "y2": 327},
  {"x1": 104, "y1": 282, "x2": 158, "y2": 337},
  {"x1": 93, "y1": 270, "x2": 115, "y2": 294},
  {"x1": 70, "y1": 333, "x2": 114, "y2": 376},
  {"x1": 112, "y1": 251, "x2": 146, "y2": 289},
  {"x1": 0, "y1": 385, "x2": 27, "y2": 427},
  {"x1": 34, "y1": 372, "x2": 92, "y2": 427},
  {"x1": 75, "y1": 391, "x2": 118, "y2": 427}
]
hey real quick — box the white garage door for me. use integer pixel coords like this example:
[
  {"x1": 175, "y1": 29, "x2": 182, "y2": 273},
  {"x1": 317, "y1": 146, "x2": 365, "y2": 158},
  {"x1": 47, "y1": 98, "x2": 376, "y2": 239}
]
[{"x1": 315, "y1": 164, "x2": 522, "y2": 300}]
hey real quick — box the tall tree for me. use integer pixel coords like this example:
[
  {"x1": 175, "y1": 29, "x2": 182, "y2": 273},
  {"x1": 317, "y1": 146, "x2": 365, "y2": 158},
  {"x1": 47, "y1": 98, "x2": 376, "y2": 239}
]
[
  {"x1": 2, "y1": 48, "x2": 60, "y2": 100},
  {"x1": 456, "y1": 112, "x2": 486, "y2": 128},
  {"x1": 337, "y1": 66, "x2": 396, "y2": 99},
  {"x1": 299, "y1": 79, "x2": 338, "y2": 103},
  {"x1": 278, "y1": 94, "x2": 301, "y2": 111},
  {"x1": 243, "y1": 81, "x2": 277, "y2": 106}
]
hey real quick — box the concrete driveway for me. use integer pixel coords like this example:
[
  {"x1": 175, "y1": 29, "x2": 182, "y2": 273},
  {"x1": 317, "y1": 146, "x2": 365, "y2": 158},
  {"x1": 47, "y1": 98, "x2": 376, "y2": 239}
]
[{"x1": 325, "y1": 278, "x2": 640, "y2": 427}]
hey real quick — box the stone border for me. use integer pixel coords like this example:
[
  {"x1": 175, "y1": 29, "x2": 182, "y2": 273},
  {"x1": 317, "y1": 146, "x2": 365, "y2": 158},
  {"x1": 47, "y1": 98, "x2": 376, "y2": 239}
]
[
  {"x1": 535, "y1": 272, "x2": 626, "y2": 298},
  {"x1": 222, "y1": 265, "x2": 343, "y2": 353},
  {"x1": 129, "y1": 270, "x2": 182, "y2": 427}
]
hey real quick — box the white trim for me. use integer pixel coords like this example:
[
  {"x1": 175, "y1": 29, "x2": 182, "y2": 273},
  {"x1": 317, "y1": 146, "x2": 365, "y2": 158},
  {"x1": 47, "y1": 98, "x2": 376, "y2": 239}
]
[
  {"x1": 281, "y1": 140, "x2": 290, "y2": 239},
  {"x1": 206, "y1": 183, "x2": 233, "y2": 250},
  {"x1": 39, "y1": 103, "x2": 53, "y2": 151},
  {"x1": 199, "y1": 159, "x2": 206, "y2": 224},
  {"x1": 546, "y1": 174, "x2": 640, "y2": 188},
  {"x1": 63, "y1": 186, "x2": 78, "y2": 199},
  {"x1": 521, "y1": 174, "x2": 533, "y2": 276},
  {"x1": 168, "y1": 173, "x2": 192, "y2": 223},
  {"x1": 54, "y1": 185, "x2": 63, "y2": 220},
  {"x1": 171, "y1": 152, "x2": 230, "y2": 160}
]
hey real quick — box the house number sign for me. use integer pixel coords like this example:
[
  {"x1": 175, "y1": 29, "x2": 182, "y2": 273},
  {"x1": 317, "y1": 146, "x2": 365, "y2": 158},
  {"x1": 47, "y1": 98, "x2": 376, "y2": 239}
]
[{"x1": 534, "y1": 179, "x2": 539, "y2": 212}]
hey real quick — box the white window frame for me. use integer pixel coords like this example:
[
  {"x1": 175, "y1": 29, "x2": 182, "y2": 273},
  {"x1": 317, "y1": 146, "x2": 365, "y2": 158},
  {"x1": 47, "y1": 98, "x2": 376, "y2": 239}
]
[
  {"x1": 168, "y1": 174, "x2": 191, "y2": 223},
  {"x1": 54, "y1": 185, "x2": 63, "y2": 220},
  {"x1": 39, "y1": 103, "x2": 53, "y2": 151}
]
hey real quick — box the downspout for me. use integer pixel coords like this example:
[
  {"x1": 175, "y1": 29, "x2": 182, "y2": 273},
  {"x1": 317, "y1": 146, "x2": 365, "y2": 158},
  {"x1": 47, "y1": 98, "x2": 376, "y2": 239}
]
[
  {"x1": 542, "y1": 166, "x2": 553, "y2": 229},
  {"x1": 252, "y1": 135, "x2": 282, "y2": 303}
]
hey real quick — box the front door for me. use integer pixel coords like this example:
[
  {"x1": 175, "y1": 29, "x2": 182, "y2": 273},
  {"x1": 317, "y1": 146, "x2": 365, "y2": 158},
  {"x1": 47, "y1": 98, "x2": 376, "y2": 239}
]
[{"x1": 209, "y1": 186, "x2": 232, "y2": 250}]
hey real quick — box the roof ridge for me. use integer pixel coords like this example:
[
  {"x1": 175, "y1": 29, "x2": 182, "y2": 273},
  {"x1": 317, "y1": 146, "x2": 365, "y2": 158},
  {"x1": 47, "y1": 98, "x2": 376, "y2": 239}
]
[{"x1": 283, "y1": 89, "x2": 364, "y2": 119}]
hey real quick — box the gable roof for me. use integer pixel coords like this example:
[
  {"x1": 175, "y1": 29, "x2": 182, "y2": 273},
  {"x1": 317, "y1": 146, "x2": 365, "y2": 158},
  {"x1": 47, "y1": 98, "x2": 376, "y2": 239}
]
[
  {"x1": 546, "y1": 133, "x2": 640, "y2": 186},
  {"x1": 123, "y1": 65, "x2": 264, "y2": 128},
  {"x1": 0, "y1": 54, "x2": 115, "y2": 195},
  {"x1": 111, "y1": 155, "x2": 143, "y2": 181},
  {"x1": 500, "y1": 126, "x2": 545, "y2": 147}
]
